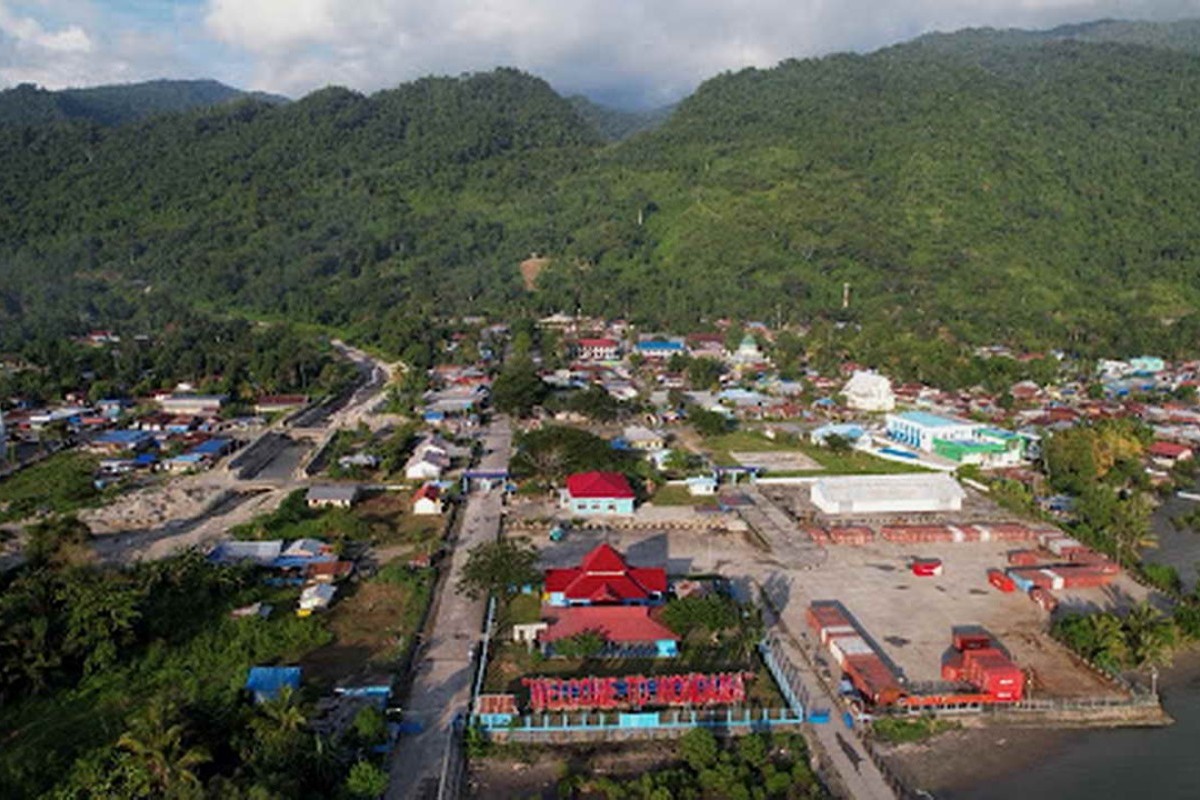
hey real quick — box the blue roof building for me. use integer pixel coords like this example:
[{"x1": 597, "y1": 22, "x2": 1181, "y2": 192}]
[{"x1": 244, "y1": 666, "x2": 302, "y2": 704}]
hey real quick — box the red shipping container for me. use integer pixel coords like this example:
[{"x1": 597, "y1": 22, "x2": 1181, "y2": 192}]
[
  {"x1": 1007, "y1": 550, "x2": 1040, "y2": 567},
  {"x1": 807, "y1": 602, "x2": 853, "y2": 635},
  {"x1": 912, "y1": 558, "x2": 943, "y2": 577},
  {"x1": 953, "y1": 632, "x2": 994, "y2": 652},
  {"x1": 988, "y1": 568, "x2": 1016, "y2": 592},
  {"x1": 844, "y1": 654, "x2": 904, "y2": 706},
  {"x1": 1029, "y1": 586, "x2": 1058, "y2": 612},
  {"x1": 942, "y1": 651, "x2": 965, "y2": 682}
]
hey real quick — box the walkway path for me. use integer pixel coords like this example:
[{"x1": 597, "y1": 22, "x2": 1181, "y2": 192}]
[{"x1": 386, "y1": 417, "x2": 512, "y2": 800}]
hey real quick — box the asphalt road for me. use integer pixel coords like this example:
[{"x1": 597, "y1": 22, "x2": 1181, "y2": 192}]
[{"x1": 386, "y1": 416, "x2": 512, "y2": 800}]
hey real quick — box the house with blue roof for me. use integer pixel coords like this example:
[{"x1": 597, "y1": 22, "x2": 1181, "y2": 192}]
[
  {"x1": 635, "y1": 339, "x2": 686, "y2": 359},
  {"x1": 244, "y1": 666, "x2": 302, "y2": 704}
]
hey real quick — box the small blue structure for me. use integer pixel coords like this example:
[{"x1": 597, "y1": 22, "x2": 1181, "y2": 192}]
[
  {"x1": 810, "y1": 423, "x2": 865, "y2": 446},
  {"x1": 244, "y1": 666, "x2": 301, "y2": 703},
  {"x1": 93, "y1": 429, "x2": 155, "y2": 451}
]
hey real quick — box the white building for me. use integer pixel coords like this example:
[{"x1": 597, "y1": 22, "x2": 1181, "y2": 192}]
[
  {"x1": 843, "y1": 371, "x2": 895, "y2": 413},
  {"x1": 885, "y1": 411, "x2": 981, "y2": 452},
  {"x1": 811, "y1": 473, "x2": 966, "y2": 516}
]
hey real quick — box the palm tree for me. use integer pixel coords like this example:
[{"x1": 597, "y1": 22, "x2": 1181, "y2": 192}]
[
  {"x1": 257, "y1": 686, "x2": 308, "y2": 734},
  {"x1": 1084, "y1": 613, "x2": 1128, "y2": 665},
  {"x1": 1122, "y1": 602, "x2": 1176, "y2": 669},
  {"x1": 117, "y1": 698, "x2": 210, "y2": 796}
]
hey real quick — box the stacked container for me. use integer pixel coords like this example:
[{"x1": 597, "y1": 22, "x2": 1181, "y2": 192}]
[
  {"x1": 1030, "y1": 586, "x2": 1059, "y2": 612},
  {"x1": 962, "y1": 649, "x2": 1024, "y2": 702},
  {"x1": 1007, "y1": 549, "x2": 1041, "y2": 567},
  {"x1": 827, "y1": 526, "x2": 875, "y2": 546}
]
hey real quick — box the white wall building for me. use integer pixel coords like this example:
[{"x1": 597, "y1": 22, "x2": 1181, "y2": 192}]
[
  {"x1": 843, "y1": 371, "x2": 895, "y2": 412},
  {"x1": 885, "y1": 411, "x2": 981, "y2": 452},
  {"x1": 811, "y1": 473, "x2": 966, "y2": 515}
]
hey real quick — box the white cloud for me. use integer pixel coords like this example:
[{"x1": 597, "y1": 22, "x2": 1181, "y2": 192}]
[
  {"x1": 200, "y1": 0, "x2": 1200, "y2": 105},
  {"x1": 0, "y1": 0, "x2": 195, "y2": 88},
  {"x1": 3, "y1": 0, "x2": 1200, "y2": 102}
]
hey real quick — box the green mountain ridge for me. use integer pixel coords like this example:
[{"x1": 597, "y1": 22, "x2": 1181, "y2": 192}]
[
  {"x1": 4, "y1": 22, "x2": 1200, "y2": 364},
  {"x1": 0, "y1": 79, "x2": 289, "y2": 127}
]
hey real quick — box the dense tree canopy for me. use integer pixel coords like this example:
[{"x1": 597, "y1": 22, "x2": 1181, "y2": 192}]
[{"x1": 6, "y1": 32, "x2": 1200, "y2": 367}]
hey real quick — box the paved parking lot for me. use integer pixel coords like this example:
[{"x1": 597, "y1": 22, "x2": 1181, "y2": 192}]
[{"x1": 782, "y1": 540, "x2": 1150, "y2": 697}]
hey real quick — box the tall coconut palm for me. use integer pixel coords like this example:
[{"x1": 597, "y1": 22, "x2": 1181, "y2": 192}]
[
  {"x1": 117, "y1": 698, "x2": 210, "y2": 796},
  {"x1": 1123, "y1": 602, "x2": 1176, "y2": 669}
]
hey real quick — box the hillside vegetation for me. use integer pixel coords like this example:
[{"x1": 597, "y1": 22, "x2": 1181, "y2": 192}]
[
  {"x1": 4, "y1": 25, "x2": 1200, "y2": 362},
  {"x1": 0, "y1": 79, "x2": 287, "y2": 128}
]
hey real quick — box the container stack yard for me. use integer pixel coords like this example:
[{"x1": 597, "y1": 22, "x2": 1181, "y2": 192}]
[{"x1": 810, "y1": 602, "x2": 1028, "y2": 711}]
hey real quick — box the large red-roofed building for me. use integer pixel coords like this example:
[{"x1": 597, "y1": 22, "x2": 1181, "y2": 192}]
[{"x1": 544, "y1": 543, "x2": 666, "y2": 607}]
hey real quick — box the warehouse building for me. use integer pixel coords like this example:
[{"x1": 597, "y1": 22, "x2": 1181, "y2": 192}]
[{"x1": 811, "y1": 473, "x2": 966, "y2": 515}]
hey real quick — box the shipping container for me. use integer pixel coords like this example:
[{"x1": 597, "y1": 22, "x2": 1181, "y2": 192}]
[
  {"x1": 1008, "y1": 571, "x2": 1035, "y2": 593},
  {"x1": 820, "y1": 624, "x2": 857, "y2": 644},
  {"x1": 829, "y1": 635, "x2": 874, "y2": 667},
  {"x1": 1030, "y1": 586, "x2": 1058, "y2": 612},
  {"x1": 1047, "y1": 537, "x2": 1084, "y2": 557},
  {"x1": 988, "y1": 568, "x2": 1016, "y2": 592},
  {"x1": 843, "y1": 653, "x2": 904, "y2": 706},
  {"x1": 942, "y1": 651, "x2": 965, "y2": 681},
  {"x1": 912, "y1": 558, "x2": 943, "y2": 577},
  {"x1": 953, "y1": 632, "x2": 994, "y2": 651},
  {"x1": 1007, "y1": 550, "x2": 1040, "y2": 567},
  {"x1": 807, "y1": 602, "x2": 853, "y2": 635}
]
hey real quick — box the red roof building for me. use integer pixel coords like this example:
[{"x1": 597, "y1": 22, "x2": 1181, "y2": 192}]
[
  {"x1": 562, "y1": 471, "x2": 636, "y2": 515},
  {"x1": 544, "y1": 543, "x2": 666, "y2": 606},
  {"x1": 1148, "y1": 441, "x2": 1193, "y2": 463},
  {"x1": 540, "y1": 606, "x2": 679, "y2": 646},
  {"x1": 565, "y1": 471, "x2": 635, "y2": 499}
]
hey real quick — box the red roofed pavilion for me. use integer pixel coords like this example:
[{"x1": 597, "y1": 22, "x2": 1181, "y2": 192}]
[{"x1": 544, "y1": 543, "x2": 666, "y2": 606}]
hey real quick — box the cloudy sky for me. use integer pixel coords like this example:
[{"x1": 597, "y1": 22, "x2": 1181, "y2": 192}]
[{"x1": 1, "y1": 0, "x2": 1198, "y2": 107}]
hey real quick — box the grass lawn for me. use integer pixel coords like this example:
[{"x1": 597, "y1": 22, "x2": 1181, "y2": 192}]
[
  {"x1": 700, "y1": 429, "x2": 925, "y2": 475},
  {"x1": 871, "y1": 715, "x2": 959, "y2": 744},
  {"x1": 0, "y1": 451, "x2": 108, "y2": 522},
  {"x1": 232, "y1": 489, "x2": 444, "y2": 549},
  {"x1": 300, "y1": 561, "x2": 434, "y2": 687},
  {"x1": 650, "y1": 484, "x2": 718, "y2": 507}
]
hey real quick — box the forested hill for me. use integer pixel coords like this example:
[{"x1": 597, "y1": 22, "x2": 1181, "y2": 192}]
[
  {"x1": 911, "y1": 18, "x2": 1200, "y2": 56},
  {"x1": 0, "y1": 79, "x2": 288, "y2": 127},
  {"x1": 5, "y1": 24, "x2": 1200, "y2": 364},
  {"x1": 567, "y1": 95, "x2": 674, "y2": 141}
]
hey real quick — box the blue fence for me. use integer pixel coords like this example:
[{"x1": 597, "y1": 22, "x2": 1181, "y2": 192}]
[{"x1": 758, "y1": 633, "x2": 811, "y2": 721}]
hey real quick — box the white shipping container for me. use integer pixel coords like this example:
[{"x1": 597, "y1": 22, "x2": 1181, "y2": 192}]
[
  {"x1": 820, "y1": 624, "x2": 857, "y2": 644},
  {"x1": 1039, "y1": 569, "x2": 1065, "y2": 591},
  {"x1": 828, "y1": 635, "x2": 873, "y2": 666},
  {"x1": 1048, "y1": 537, "x2": 1083, "y2": 556}
]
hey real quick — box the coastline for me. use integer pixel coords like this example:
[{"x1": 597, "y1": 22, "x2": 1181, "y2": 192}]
[{"x1": 879, "y1": 645, "x2": 1200, "y2": 798}]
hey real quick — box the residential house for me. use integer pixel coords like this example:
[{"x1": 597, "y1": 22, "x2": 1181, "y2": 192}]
[
  {"x1": 298, "y1": 583, "x2": 337, "y2": 614},
  {"x1": 306, "y1": 484, "x2": 362, "y2": 509},
  {"x1": 255, "y1": 395, "x2": 309, "y2": 414},
  {"x1": 635, "y1": 339, "x2": 686, "y2": 360},
  {"x1": 561, "y1": 471, "x2": 636, "y2": 516},
  {"x1": 623, "y1": 425, "x2": 666, "y2": 451},
  {"x1": 574, "y1": 338, "x2": 621, "y2": 361},
  {"x1": 1148, "y1": 441, "x2": 1194, "y2": 469},
  {"x1": 157, "y1": 394, "x2": 226, "y2": 416},
  {"x1": 412, "y1": 483, "x2": 444, "y2": 515}
]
